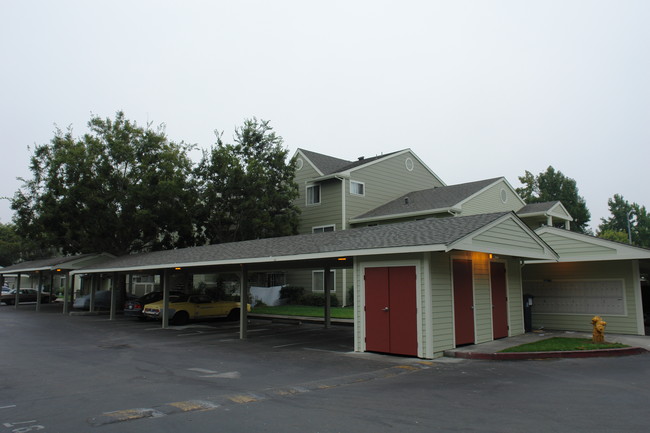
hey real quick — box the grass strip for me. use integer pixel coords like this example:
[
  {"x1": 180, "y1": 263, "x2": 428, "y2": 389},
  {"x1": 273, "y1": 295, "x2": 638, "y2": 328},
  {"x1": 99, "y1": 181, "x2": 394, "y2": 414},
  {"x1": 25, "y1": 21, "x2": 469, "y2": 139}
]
[
  {"x1": 251, "y1": 305, "x2": 354, "y2": 319},
  {"x1": 500, "y1": 337, "x2": 628, "y2": 353}
]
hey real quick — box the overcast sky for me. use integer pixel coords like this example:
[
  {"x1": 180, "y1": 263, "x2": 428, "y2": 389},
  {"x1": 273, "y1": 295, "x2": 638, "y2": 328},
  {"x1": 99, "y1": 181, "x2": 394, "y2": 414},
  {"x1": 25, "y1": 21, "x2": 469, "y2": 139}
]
[{"x1": 1, "y1": 1, "x2": 648, "y2": 231}]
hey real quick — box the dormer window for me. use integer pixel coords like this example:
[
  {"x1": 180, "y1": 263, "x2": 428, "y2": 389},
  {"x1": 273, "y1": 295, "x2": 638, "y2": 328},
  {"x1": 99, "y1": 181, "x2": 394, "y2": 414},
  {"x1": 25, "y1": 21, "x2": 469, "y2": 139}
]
[
  {"x1": 306, "y1": 184, "x2": 321, "y2": 205},
  {"x1": 350, "y1": 181, "x2": 365, "y2": 196}
]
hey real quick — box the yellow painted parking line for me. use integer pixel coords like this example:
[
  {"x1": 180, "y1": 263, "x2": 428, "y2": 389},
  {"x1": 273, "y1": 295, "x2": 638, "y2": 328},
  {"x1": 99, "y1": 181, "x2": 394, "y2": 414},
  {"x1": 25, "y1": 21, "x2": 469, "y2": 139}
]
[
  {"x1": 99, "y1": 408, "x2": 163, "y2": 423},
  {"x1": 167, "y1": 400, "x2": 219, "y2": 412},
  {"x1": 394, "y1": 365, "x2": 420, "y2": 371},
  {"x1": 228, "y1": 394, "x2": 259, "y2": 404}
]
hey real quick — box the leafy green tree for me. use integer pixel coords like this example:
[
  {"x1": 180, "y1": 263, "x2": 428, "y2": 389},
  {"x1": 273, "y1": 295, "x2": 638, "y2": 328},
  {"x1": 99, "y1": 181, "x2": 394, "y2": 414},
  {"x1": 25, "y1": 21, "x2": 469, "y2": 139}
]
[
  {"x1": 12, "y1": 112, "x2": 197, "y2": 256},
  {"x1": 597, "y1": 229, "x2": 629, "y2": 244},
  {"x1": 598, "y1": 194, "x2": 650, "y2": 247},
  {"x1": 0, "y1": 223, "x2": 21, "y2": 266},
  {"x1": 516, "y1": 166, "x2": 591, "y2": 233},
  {"x1": 194, "y1": 118, "x2": 300, "y2": 244}
]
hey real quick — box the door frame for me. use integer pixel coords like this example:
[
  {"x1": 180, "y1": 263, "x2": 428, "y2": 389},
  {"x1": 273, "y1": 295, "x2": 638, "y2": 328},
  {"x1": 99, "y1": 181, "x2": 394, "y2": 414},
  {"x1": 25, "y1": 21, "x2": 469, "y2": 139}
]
[
  {"x1": 358, "y1": 259, "x2": 422, "y2": 357},
  {"x1": 451, "y1": 256, "x2": 476, "y2": 347}
]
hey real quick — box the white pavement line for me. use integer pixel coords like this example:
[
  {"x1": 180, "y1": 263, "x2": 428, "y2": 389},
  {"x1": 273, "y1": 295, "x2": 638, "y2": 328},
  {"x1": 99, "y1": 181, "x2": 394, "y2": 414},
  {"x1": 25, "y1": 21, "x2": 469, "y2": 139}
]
[
  {"x1": 0, "y1": 405, "x2": 17, "y2": 410},
  {"x1": 200, "y1": 372, "x2": 241, "y2": 379},
  {"x1": 188, "y1": 368, "x2": 219, "y2": 374},
  {"x1": 273, "y1": 342, "x2": 311, "y2": 348}
]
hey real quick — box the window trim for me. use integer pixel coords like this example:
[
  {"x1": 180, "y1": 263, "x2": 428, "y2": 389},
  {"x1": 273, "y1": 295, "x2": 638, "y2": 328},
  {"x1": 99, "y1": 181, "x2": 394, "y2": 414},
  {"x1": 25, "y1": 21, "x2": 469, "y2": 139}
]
[
  {"x1": 306, "y1": 183, "x2": 321, "y2": 206},
  {"x1": 312, "y1": 269, "x2": 336, "y2": 293},
  {"x1": 350, "y1": 180, "x2": 365, "y2": 196}
]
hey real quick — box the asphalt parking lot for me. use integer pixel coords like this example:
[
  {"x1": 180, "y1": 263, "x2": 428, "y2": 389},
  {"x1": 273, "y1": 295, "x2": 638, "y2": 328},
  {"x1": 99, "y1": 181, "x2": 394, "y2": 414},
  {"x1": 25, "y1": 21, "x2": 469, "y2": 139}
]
[{"x1": 3, "y1": 303, "x2": 650, "y2": 433}]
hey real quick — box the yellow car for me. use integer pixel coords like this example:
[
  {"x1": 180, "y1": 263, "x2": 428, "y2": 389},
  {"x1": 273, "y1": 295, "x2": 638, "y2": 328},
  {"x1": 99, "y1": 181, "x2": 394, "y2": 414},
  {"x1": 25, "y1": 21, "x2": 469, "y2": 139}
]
[{"x1": 142, "y1": 293, "x2": 250, "y2": 325}]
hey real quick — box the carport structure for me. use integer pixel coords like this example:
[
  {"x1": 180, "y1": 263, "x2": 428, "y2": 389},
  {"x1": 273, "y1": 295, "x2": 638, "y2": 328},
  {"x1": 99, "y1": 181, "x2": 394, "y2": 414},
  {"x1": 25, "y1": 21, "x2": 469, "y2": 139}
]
[
  {"x1": 64, "y1": 212, "x2": 557, "y2": 358},
  {"x1": 0, "y1": 254, "x2": 114, "y2": 311}
]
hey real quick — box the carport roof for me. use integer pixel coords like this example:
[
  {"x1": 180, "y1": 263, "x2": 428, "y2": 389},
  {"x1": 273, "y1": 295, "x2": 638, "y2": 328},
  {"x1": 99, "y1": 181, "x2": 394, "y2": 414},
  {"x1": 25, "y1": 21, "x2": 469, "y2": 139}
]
[
  {"x1": 72, "y1": 212, "x2": 557, "y2": 274},
  {"x1": 0, "y1": 253, "x2": 114, "y2": 274}
]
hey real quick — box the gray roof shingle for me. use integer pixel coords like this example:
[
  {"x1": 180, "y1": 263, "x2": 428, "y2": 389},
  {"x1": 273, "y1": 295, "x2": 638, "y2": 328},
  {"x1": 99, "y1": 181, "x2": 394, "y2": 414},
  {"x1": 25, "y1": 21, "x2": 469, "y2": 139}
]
[
  {"x1": 354, "y1": 178, "x2": 502, "y2": 221},
  {"x1": 517, "y1": 201, "x2": 562, "y2": 215},
  {"x1": 298, "y1": 148, "x2": 401, "y2": 176}
]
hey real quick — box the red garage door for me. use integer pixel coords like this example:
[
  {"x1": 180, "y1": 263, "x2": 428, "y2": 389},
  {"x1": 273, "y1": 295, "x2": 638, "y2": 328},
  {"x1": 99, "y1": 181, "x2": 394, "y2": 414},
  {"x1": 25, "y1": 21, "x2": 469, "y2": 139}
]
[
  {"x1": 490, "y1": 261, "x2": 509, "y2": 339},
  {"x1": 365, "y1": 266, "x2": 417, "y2": 356}
]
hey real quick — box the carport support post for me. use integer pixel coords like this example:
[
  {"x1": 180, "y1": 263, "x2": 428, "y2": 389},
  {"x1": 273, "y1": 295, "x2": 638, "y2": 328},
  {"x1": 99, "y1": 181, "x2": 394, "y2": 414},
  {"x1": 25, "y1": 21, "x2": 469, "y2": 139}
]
[
  {"x1": 162, "y1": 270, "x2": 170, "y2": 329},
  {"x1": 35, "y1": 272, "x2": 44, "y2": 312},
  {"x1": 324, "y1": 265, "x2": 331, "y2": 328},
  {"x1": 62, "y1": 273, "x2": 71, "y2": 315},
  {"x1": 89, "y1": 274, "x2": 97, "y2": 313},
  {"x1": 110, "y1": 272, "x2": 118, "y2": 320},
  {"x1": 14, "y1": 272, "x2": 21, "y2": 309},
  {"x1": 240, "y1": 265, "x2": 248, "y2": 340}
]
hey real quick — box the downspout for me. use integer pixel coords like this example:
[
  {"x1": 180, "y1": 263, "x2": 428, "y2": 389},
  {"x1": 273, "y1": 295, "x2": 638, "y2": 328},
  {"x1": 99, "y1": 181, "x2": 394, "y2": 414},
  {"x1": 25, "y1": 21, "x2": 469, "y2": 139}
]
[{"x1": 339, "y1": 176, "x2": 347, "y2": 306}]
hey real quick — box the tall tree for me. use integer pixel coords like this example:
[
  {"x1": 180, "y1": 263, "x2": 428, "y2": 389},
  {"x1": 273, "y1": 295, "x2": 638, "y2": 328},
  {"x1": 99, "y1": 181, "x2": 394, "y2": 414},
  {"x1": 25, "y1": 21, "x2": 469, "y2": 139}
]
[
  {"x1": 516, "y1": 166, "x2": 591, "y2": 233},
  {"x1": 0, "y1": 223, "x2": 21, "y2": 266},
  {"x1": 12, "y1": 112, "x2": 196, "y2": 256},
  {"x1": 598, "y1": 194, "x2": 650, "y2": 247},
  {"x1": 194, "y1": 118, "x2": 300, "y2": 244}
]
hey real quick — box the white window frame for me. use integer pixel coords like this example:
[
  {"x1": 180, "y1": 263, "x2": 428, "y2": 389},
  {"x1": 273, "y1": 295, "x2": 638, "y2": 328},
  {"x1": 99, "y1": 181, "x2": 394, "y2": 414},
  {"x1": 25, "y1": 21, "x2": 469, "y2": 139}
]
[
  {"x1": 312, "y1": 224, "x2": 335, "y2": 233},
  {"x1": 306, "y1": 184, "x2": 321, "y2": 205},
  {"x1": 312, "y1": 269, "x2": 336, "y2": 293},
  {"x1": 350, "y1": 180, "x2": 365, "y2": 196}
]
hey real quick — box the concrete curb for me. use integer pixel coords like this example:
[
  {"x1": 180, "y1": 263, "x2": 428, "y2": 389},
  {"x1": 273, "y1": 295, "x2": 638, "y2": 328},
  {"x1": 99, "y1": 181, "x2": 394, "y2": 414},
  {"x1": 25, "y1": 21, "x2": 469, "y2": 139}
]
[{"x1": 445, "y1": 346, "x2": 648, "y2": 360}]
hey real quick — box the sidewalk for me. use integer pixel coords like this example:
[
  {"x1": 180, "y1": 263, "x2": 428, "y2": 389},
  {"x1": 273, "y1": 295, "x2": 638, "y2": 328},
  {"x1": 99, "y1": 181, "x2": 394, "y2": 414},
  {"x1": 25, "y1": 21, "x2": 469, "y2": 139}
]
[{"x1": 444, "y1": 330, "x2": 650, "y2": 360}]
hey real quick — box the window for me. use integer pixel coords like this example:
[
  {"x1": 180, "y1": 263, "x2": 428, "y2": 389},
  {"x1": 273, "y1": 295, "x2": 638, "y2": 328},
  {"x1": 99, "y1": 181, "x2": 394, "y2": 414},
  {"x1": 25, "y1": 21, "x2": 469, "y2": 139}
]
[
  {"x1": 306, "y1": 184, "x2": 320, "y2": 205},
  {"x1": 350, "y1": 181, "x2": 365, "y2": 196},
  {"x1": 312, "y1": 225, "x2": 335, "y2": 233},
  {"x1": 312, "y1": 270, "x2": 336, "y2": 292}
]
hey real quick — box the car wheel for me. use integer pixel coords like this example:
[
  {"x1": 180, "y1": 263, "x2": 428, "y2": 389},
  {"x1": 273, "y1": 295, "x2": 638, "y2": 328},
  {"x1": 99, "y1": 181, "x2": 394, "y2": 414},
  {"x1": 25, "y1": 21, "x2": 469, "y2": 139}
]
[
  {"x1": 171, "y1": 311, "x2": 189, "y2": 326},
  {"x1": 227, "y1": 308, "x2": 240, "y2": 321},
  {"x1": 5, "y1": 300, "x2": 13, "y2": 306}
]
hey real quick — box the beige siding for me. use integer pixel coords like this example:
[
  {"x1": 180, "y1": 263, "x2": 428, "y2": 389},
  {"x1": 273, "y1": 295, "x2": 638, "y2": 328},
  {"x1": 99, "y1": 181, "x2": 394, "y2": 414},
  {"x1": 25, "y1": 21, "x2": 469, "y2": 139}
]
[
  {"x1": 346, "y1": 152, "x2": 444, "y2": 225},
  {"x1": 461, "y1": 181, "x2": 523, "y2": 216},
  {"x1": 429, "y1": 252, "x2": 454, "y2": 354},
  {"x1": 297, "y1": 178, "x2": 342, "y2": 234},
  {"x1": 522, "y1": 261, "x2": 642, "y2": 335},
  {"x1": 539, "y1": 232, "x2": 616, "y2": 258},
  {"x1": 507, "y1": 258, "x2": 525, "y2": 335},
  {"x1": 472, "y1": 219, "x2": 544, "y2": 254}
]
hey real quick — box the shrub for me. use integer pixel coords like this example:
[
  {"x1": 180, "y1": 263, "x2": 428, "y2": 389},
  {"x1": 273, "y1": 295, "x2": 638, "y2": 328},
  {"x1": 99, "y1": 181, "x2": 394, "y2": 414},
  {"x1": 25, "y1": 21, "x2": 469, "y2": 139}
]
[
  {"x1": 299, "y1": 293, "x2": 339, "y2": 307},
  {"x1": 280, "y1": 286, "x2": 304, "y2": 304}
]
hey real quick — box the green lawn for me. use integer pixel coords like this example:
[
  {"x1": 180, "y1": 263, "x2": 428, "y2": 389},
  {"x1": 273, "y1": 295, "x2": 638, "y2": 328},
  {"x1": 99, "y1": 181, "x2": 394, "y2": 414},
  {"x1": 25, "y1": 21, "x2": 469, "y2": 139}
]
[
  {"x1": 500, "y1": 337, "x2": 628, "y2": 353},
  {"x1": 251, "y1": 305, "x2": 354, "y2": 319}
]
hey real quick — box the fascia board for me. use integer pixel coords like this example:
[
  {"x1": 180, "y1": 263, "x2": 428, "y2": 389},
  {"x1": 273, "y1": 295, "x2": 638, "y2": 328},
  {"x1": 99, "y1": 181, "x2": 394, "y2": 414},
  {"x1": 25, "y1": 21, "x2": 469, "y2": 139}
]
[
  {"x1": 311, "y1": 173, "x2": 349, "y2": 182},
  {"x1": 349, "y1": 208, "x2": 458, "y2": 225},
  {"x1": 295, "y1": 149, "x2": 324, "y2": 177},
  {"x1": 69, "y1": 244, "x2": 448, "y2": 275}
]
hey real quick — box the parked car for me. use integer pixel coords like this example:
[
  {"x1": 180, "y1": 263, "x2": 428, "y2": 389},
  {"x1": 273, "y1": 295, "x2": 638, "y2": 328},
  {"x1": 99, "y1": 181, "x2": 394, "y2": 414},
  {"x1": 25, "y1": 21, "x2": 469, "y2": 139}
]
[
  {"x1": 73, "y1": 290, "x2": 136, "y2": 310},
  {"x1": 1, "y1": 288, "x2": 57, "y2": 305},
  {"x1": 142, "y1": 293, "x2": 250, "y2": 325},
  {"x1": 124, "y1": 290, "x2": 183, "y2": 319}
]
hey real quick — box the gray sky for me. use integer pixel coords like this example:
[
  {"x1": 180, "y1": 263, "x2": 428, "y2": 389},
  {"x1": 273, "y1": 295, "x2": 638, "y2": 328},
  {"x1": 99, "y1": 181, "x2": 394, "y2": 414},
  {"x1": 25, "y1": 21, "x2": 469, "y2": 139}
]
[{"x1": 1, "y1": 1, "x2": 649, "y2": 231}]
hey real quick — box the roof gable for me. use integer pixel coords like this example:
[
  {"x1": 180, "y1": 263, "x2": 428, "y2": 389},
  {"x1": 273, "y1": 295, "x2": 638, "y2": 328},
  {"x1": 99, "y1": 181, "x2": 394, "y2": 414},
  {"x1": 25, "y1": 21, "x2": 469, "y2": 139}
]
[
  {"x1": 518, "y1": 201, "x2": 573, "y2": 221},
  {"x1": 532, "y1": 227, "x2": 650, "y2": 262}
]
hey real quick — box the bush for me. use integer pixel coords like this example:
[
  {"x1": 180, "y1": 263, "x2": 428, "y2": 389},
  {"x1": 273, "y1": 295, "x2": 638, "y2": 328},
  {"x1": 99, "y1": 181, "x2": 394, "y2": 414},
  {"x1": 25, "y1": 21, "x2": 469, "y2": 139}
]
[
  {"x1": 299, "y1": 293, "x2": 339, "y2": 307},
  {"x1": 280, "y1": 286, "x2": 304, "y2": 304}
]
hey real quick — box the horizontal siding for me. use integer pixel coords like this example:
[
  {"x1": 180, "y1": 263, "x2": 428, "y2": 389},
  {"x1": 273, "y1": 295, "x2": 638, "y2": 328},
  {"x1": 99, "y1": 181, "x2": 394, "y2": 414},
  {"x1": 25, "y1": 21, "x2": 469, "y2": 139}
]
[
  {"x1": 507, "y1": 258, "x2": 525, "y2": 335},
  {"x1": 297, "y1": 178, "x2": 342, "y2": 234},
  {"x1": 540, "y1": 232, "x2": 616, "y2": 257},
  {"x1": 430, "y1": 252, "x2": 454, "y2": 354},
  {"x1": 461, "y1": 181, "x2": 522, "y2": 215},
  {"x1": 473, "y1": 219, "x2": 544, "y2": 252},
  {"x1": 523, "y1": 261, "x2": 641, "y2": 335},
  {"x1": 346, "y1": 152, "x2": 443, "y2": 224},
  {"x1": 473, "y1": 254, "x2": 492, "y2": 344}
]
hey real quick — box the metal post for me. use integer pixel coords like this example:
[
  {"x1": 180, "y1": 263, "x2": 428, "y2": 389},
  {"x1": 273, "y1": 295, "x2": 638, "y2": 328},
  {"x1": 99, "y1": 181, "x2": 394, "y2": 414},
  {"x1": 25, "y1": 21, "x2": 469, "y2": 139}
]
[
  {"x1": 240, "y1": 265, "x2": 248, "y2": 340},
  {"x1": 62, "y1": 273, "x2": 71, "y2": 315},
  {"x1": 324, "y1": 266, "x2": 331, "y2": 329},
  {"x1": 36, "y1": 272, "x2": 44, "y2": 312},
  {"x1": 14, "y1": 272, "x2": 21, "y2": 309},
  {"x1": 110, "y1": 272, "x2": 118, "y2": 320},
  {"x1": 162, "y1": 270, "x2": 170, "y2": 329}
]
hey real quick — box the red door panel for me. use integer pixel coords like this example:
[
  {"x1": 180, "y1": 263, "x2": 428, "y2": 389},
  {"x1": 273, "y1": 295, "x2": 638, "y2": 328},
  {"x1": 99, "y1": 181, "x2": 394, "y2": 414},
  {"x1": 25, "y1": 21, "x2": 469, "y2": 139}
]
[
  {"x1": 453, "y1": 259, "x2": 475, "y2": 346},
  {"x1": 365, "y1": 266, "x2": 418, "y2": 356},
  {"x1": 490, "y1": 262, "x2": 509, "y2": 339},
  {"x1": 388, "y1": 266, "x2": 418, "y2": 356},
  {"x1": 365, "y1": 267, "x2": 390, "y2": 353}
]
